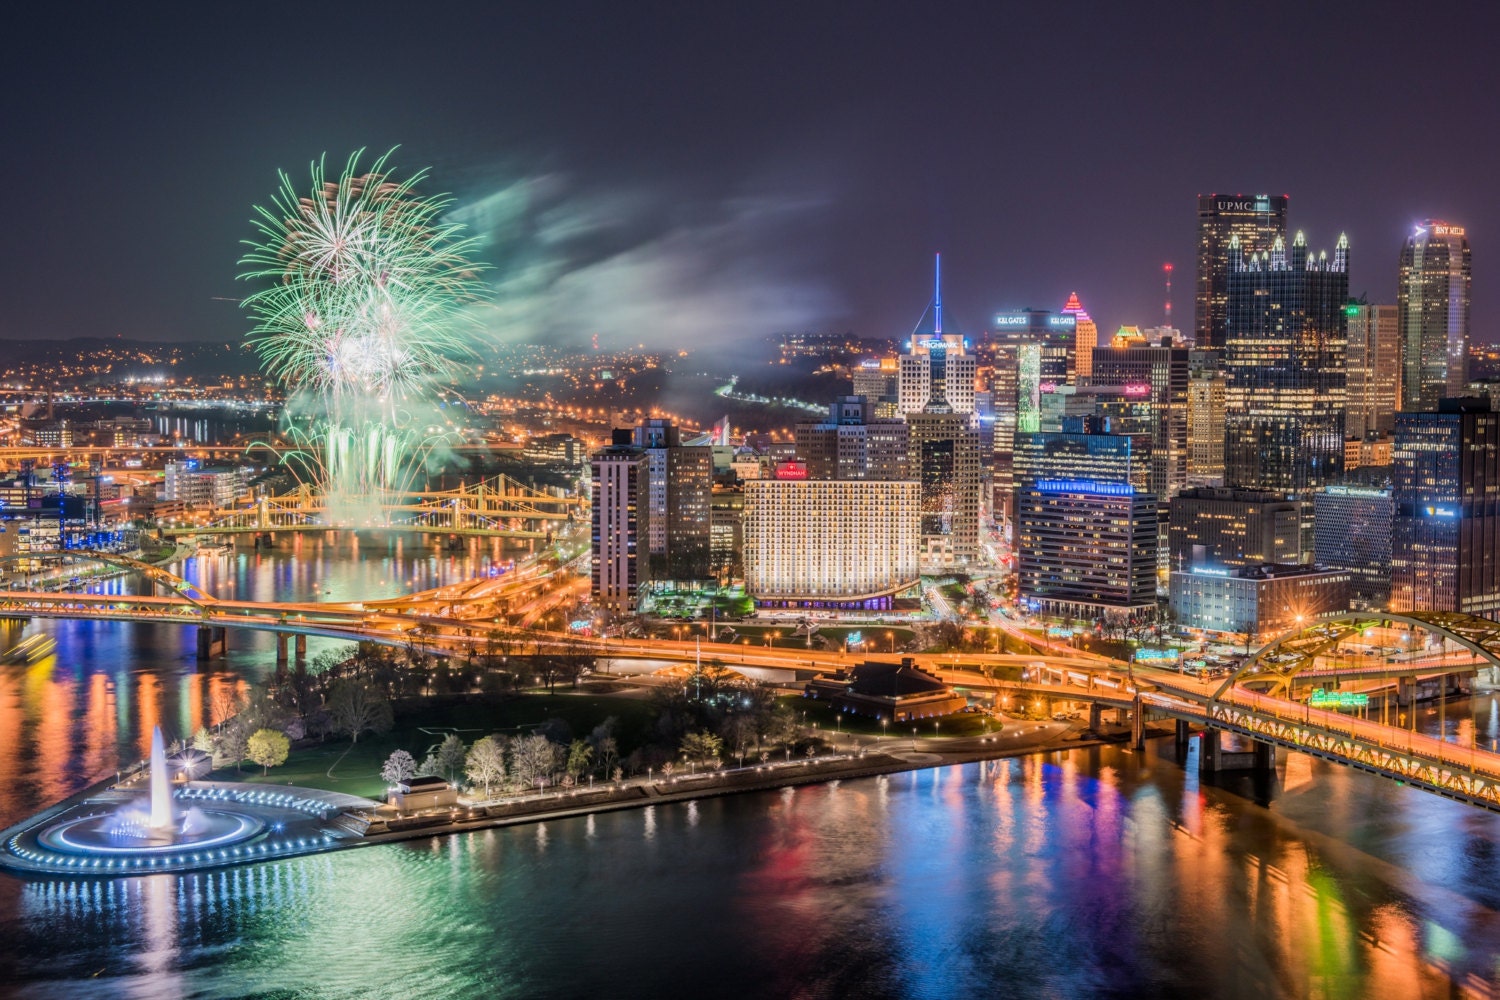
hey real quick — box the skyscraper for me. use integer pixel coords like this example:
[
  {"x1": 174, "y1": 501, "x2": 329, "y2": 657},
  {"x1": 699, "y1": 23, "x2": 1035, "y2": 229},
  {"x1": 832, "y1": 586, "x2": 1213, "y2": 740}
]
[
  {"x1": 899, "y1": 254, "x2": 976, "y2": 415},
  {"x1": 1089, "y1": 340, "x2": 1190, "y2": 503},
  {"x1": 1391, "y1": 398, "x2": 1500, "y2": 615},
  {"x1": 1223, "y1": 231, "x2": 1349, "y2": 494},
  {"x1": 1400, "y1": 221, "x2": 1471, "y2": 411},
  {"x1": 591, "y1": 433, "x2": 650, "y2": 613},
  {"x1": 1062, "y1": 292, "x2": 1097, "y2": 380},
  {"x1": 906, "y1": 408, "x2": 982, "y2": 567},
  {"x1": 633, "y1": 419, "x2": 713, "y2": 580},
  {"x1": 1186, "y1": 373, "x2": 1226, "y2": 485},
  {"x1": 1196, "y1": 193, "x2": 1289, "y2": 349},
  {"x1": 1345, "y1": 301, "x2": 1401, "y2": 438}
]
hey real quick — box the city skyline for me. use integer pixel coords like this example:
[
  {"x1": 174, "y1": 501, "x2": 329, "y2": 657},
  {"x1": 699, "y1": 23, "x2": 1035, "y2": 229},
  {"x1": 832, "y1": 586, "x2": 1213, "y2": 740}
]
[{"x1": 3, "y1": 3, "x2": 1496, "y2": 350}]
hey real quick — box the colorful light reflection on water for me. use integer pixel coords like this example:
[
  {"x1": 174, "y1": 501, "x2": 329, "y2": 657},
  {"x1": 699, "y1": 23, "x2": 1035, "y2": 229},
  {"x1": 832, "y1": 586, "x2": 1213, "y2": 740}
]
[{"x1": 2, "y1": 747, "x2": 1500, "y2": 997}]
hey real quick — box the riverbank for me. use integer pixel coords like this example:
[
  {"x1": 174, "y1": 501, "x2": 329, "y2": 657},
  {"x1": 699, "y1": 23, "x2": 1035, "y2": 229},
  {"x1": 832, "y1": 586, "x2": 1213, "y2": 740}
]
[
  {"x1": 0, "y1": 721, "x2": 1177, "y2": 879},
  {"x1": 339, "y1": 721, "x2": 1179, "y2": 853}
]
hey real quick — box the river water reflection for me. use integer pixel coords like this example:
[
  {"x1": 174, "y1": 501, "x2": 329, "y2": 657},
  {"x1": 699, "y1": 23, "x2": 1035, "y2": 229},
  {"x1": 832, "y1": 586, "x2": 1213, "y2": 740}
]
[
  {"x1": 0, "y1": 535, "x2": 522, "y2": 824},
  {"x1": 4, "y1": 747, "x2": 1500, "y2": 998},
  {"x1": 4, "y1": 543, "x2": 1500, "y2": 997}
]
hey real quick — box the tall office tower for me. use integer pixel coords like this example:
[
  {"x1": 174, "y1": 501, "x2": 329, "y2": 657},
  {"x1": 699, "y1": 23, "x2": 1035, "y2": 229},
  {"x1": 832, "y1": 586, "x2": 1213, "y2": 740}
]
[
  {"x1": 899, "y1": 255, "x2": 977, "y2": 414},
  {"x1": 993, "y1": 310, "x2": 1075, "y2": 383},
  {"x1": 633, "y1": 419, "x2": 713, "y2": 580},
  {"x1": 1346, "y1": 301, "x2": 1401, "y2": 438},
  {"x1": 1015, "y1": 480, "x2": 1158, "y2": 621},
  {"x1": 1167, "y1": 487, "x2": 1304, "y2": 571},
  {"x1": 1223, "y1": 231, "x2": 1349, "y2": 494},
  {"x1": 1314, "y1": 485, "x2": 1394, "y2": 609},
  {"x1": 907, "y1": 407, "x2": 982, "y2": 567},
  {"x1": 591, "y1": 433, "x2": 651, "y2": 613},
  {"x1": 794, "y1": 395, "x2": 909, "y2": 480},
  {"x1": 1062, "y1": 293, "x2": 1097, "y2": 379},
  {"x1": 1186, "y1": 373, "x2": 1226, "y2": 485},
  {"x1": 973, "y1": 390, "x2": 996, "y2": 460},
  {"x1": 1196, "y1": 193, "x2": 1289, "y2": 349},
  {"x1": 1391, "y1": 398, "x2": 1500, "y2": 614},
  {"x1": 1400, "y1": 221, "x2": 1472, "y2": 411},
  {"x1": 989, "y1": 342, "x2": 1036, "y2": 524},
  {"x1": 743, "y1": 478, "x2": 920, "y2": 607},
  {"x1": 852, "y1": 358, "x2": 901, "y2": 418},
  {"x1": 1090, "y1": 340, "x2": 1190, "y2": 502}
]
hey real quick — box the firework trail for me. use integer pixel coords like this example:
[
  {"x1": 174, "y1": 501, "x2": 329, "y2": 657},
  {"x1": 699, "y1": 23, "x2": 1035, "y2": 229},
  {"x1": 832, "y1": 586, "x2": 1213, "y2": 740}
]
[{"x1": 240, "y1": 148, "x2": 486, "y2": 520}]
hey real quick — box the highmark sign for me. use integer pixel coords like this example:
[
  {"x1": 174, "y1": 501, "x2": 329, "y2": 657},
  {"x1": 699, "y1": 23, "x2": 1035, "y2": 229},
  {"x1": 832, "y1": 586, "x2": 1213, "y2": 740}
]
[{"x1": 1308, "y1": 690, "x2": 1369, "y2": 710}]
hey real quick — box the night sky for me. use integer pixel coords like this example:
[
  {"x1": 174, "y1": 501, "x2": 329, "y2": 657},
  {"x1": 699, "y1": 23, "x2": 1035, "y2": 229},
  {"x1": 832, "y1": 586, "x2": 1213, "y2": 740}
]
[{"x1": 4, "y1": 2, "x2": 1496, "y2": 351}]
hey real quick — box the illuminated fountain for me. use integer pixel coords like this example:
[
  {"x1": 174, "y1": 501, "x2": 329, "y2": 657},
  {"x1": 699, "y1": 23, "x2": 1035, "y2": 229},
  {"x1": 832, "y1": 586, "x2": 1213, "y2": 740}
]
[{"x1": 35, "y1": 726, "x2": 265, "y2": 858}]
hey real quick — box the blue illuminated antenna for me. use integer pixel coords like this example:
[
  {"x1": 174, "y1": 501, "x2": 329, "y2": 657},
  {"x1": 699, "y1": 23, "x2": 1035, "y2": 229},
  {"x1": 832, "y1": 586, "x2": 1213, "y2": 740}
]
[{"x1": 933, "y1": 252, "x2": 942, "y2": 335}]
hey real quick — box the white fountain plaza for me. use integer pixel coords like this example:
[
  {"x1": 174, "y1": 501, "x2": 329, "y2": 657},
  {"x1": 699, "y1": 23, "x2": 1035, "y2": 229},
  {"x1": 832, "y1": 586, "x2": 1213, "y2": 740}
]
[{"x1": 2, "y1": 726, "x2": 380, "y2": 876}]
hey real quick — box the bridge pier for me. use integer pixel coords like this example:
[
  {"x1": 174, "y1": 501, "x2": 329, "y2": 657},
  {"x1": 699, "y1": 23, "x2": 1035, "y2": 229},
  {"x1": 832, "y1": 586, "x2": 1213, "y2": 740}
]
[
  {"x1": 1089, "y1": 703, "x2": 1102, "y2": 731},
  {"x1": 295, "y1": 634, "x2": 307, "y2": 661},
  {"x1": 275, "y1": 633, "x2": 288, "y2": 667},
  {"x1": 1175, "y1": 719, "x2": 1191, "y2": 754},
  {"x1": 1198, "y1": 730, "x2": 1277, "y2": 774},
  {"x1": 196, "y1": 626, "x2": 227, "y2": 661}
]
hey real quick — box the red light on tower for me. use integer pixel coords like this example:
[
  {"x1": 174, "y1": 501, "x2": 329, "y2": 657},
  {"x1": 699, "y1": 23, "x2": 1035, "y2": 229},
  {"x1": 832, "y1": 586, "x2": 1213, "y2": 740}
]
[{"x1": 1162, "y1": 262, "x2": 1173, "y2": 327}]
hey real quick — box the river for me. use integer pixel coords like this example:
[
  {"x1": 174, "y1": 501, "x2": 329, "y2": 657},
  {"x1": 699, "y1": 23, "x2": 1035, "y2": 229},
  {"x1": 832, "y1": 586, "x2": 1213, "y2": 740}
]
[{"x1": 3, "y1": 543, "x2": 1500, "y2": 998}]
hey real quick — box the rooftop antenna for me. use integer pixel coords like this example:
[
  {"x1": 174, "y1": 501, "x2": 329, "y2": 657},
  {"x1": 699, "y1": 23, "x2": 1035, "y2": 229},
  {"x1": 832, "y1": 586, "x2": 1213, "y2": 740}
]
[
  {"x1": 1163, "y1": 262, "x2": 1173, "y2": 328},
  {"x1": 933, "y1": 252, "x2": 942, "y2": 336}
]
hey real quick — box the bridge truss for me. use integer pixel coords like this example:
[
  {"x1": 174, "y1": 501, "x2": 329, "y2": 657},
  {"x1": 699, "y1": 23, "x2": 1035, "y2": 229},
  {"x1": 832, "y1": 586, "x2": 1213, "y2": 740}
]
[
  {"x1": 165, "y1": 474, "x2": 585, "y2": 539},
  {"x1": 1210, "y1": 611, "x2": 1500, "y2": 701}
]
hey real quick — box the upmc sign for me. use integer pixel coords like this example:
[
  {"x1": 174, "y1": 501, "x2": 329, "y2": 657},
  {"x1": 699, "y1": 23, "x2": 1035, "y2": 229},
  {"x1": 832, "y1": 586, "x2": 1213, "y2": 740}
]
[{"x1": 1214, "y1": 195, "x2": 1278, "y2": 214}]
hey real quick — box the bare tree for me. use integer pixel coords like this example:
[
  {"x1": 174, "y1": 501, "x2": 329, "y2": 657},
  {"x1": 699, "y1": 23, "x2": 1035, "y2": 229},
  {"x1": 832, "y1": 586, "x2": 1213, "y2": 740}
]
[
  {"x1": 326, "y1": 680, "x2": 393, "y2": 744},
  {"x1": 511, "y1": 733, "x2": 562, "y2": 789}
]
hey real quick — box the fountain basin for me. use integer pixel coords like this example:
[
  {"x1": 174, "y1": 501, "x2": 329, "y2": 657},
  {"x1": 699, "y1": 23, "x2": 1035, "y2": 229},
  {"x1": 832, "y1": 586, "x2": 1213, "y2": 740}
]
[{"x1": 38, "y1": 809, "x2": 264, "y2": 856}]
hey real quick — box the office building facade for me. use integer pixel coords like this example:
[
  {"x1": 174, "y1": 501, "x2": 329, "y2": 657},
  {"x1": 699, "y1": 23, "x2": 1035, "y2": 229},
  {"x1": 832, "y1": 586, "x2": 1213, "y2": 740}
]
[
  {"x1": 1169, "y1": 564, "x2": 1350, "y2": 639},
  {"x1": 1089, "y1": 341, "x2": 1190, "y2": 502},
  {"x1": 1314, "y1": 486, "x2": 1394, "y2": 609},
  {"x1": 1392, "y1": 399, "x2": 1500, "y2": 614},
  {"x1": 1016, "y1": 480, "x2": 1158, "y2": 621},
  {"x1": 1062, "y1": 293, "x2": 1097, "y2": 380},
  {"x1": 1223, "y1": 231, "x2": 1349, "y2": 494},
  {"x1": 1346, "y1": 301, "x2": 1401, "y2": 438},
  {"x1": 1014, "y1": 419, "x2": 1152, "y2": 495},
  {"x1": 1400, "y1": 221, "x2": 1471, "y2": 411},
  {"x1": 1167, "y1": 487, "x2": 1304, "y2": 571},
  {"x1": 907, "y1": 408, "x2": 982, "y2": 566},
  {"x1": 1187, "y1": 374, "x2": 1226, "y2": 485},
  {"x1": 851, "y1": 358, "x2": 901, "y2": 418},
  {"x1": 591, "y1": 438, "x2": 651, "y2": 613},
  {"x1": 1196, "y1": 193, "x2": 1290, "y2": 349}
]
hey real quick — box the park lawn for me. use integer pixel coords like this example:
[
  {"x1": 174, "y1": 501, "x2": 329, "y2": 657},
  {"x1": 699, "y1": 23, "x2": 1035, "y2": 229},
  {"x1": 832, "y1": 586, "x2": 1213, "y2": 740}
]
[
  {"x1": 207, "y1": 692, "x2": 657, "y2": 799},
  {"x1": 777, "y1": 695, "x2": 1000, "y2": 740}
]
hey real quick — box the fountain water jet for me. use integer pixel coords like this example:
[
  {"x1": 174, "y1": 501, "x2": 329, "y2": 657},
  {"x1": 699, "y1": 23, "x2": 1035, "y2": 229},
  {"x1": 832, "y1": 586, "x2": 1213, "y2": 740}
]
[{"x1": 149, "y1": 726, "x2": 174, "y2": 831}]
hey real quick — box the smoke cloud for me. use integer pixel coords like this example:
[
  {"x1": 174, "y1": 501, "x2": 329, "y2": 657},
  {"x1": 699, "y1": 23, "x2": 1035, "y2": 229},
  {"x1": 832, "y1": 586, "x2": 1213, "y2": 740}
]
[{"x1": 450, "y1": 172, "x2": 847, "y2": 352}]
